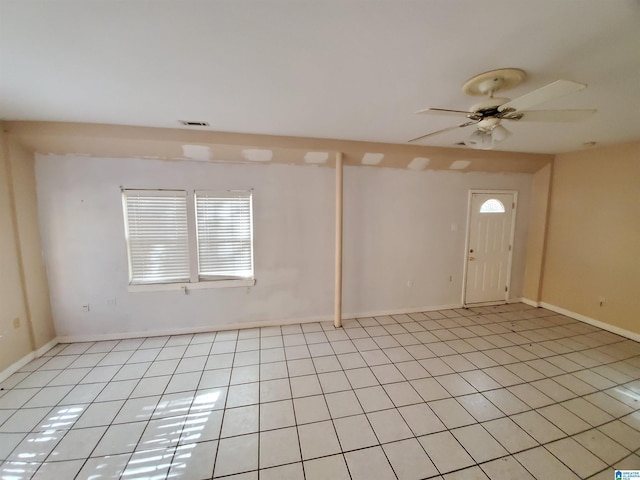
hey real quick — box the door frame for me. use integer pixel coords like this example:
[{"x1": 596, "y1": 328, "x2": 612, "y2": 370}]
[{"x1": 461, "y1": 189, "x2": 518, "y2": 307}]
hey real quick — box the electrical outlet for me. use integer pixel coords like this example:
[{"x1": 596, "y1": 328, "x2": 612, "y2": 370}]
[
  {"x1": 107, "y1": 297, "x2": 117, "y2": 306},
  {"x1": 13, "y1": 317, "x2": 20, "y2": 329},
  {"x1": 82, "y1": 304, "x2": 90, "y2": 312}
]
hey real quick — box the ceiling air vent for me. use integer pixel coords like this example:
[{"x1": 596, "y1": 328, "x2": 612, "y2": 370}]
[{"x1": 179, "y1": 120, "x2": 209, "y2": 127}]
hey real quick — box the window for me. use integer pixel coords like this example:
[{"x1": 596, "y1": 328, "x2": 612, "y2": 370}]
[
  {"x1": 196, "y1": 191, "x2": 254, "y2": 280},
  {"x1": 122, "y1": 189, "x2": 254, "y2": 287},
  {"x1": 123, "y1": 190, "x2": 190, "y2": 284},
  {"x1": 479, "y1": 198, "x2": 505, "y2": 213}
]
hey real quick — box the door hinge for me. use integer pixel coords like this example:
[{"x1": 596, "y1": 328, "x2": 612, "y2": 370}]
[
  {"x1": 505, "y1": 286, "x2": 508, "y2": 292},
  {"x1": 509, "y1": 245, "x2": 512, "y2": 251},
  {"x1": 512, "y1": 202, "x2": 515, "y2": 209}
]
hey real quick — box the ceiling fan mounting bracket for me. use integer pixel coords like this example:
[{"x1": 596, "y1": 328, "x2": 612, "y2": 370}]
[{"x1": 462, "y1": 68, "x2": 527, "y2": 96}]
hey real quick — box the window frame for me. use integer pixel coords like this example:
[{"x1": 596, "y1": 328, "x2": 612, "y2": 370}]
[{"x1": 122, "y1": 188, "x2": 256, "y2": 292}]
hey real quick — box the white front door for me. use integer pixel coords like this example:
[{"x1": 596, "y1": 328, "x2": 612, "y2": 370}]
[{"x1": 464, "y1": 192, "x2": 516, "y2": 305}]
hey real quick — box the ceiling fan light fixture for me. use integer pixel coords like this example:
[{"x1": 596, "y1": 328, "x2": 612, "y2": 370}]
[
  {"x1": 491, "y1": 124, "x2": 511, "y2": 142},
  {"x1": 464, "y1": 130, "x2": 493, "y2": 150}
]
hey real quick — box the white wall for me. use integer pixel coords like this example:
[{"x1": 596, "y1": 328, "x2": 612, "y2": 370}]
[
  {"x1": 36, "y1": 154, "x2": 533, "y2": 338},
  {"x1": 343, "y1": 167, "x2": 532, "y2": 315}
]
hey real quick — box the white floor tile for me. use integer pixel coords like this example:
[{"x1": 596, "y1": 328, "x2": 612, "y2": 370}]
[
  {"x1": 260, "y1": 399, "x2": 295, "y2": 431},
  {"x1": 260, "y1": 462, "x2": 304, "y2": 480},
  {"x1": 367, "y1": 408, "x2": 413, "y2": 443},
  {"x1": 214, "y1": 433, "x2": 258, "y2": 477},
  {"x1": 32, "y1": 459, "x2": 85, "y2": 480},
  {"x1": 429, "y1": 398, "x2": 476, "y2": 429},
  {"x1": 226, "y1": 382, "x2": 259, "y2": 408},
  {"x1": 482, "y1": 417, "x2": 537, "y2": 454},
  {"x1": 91, "y1": 421, "x2": 147, "y2": 457},
  {"x1": 318, "y1": 371, "x2": 351, "y2": 393},
  {"x1": 122, "y1": 446, "x2": 174, "y2": 479},
  {"x1": 260, "y1": 378, "x2": 291, "y2": 402},
  {"x1": 304, "y1": 454, "x2": 350, "y2": 480},
  {"x1": 418, "y1": 431, "x2": 475, "y2": 474},
  {"x1": 170, "y1": 440, "x2": 217, "y2": 479},
  {"x1": 8, "y1": 429, "x2": 65, "y2": 462},
  {"x1": 259, "y1": 426, "x2": 300, "y2": 468},
  {"x1": 383, "y1": 438, "x2": 439, "y2": 480},
  {"x1": 293, "y1": 395, "x2": 330, "y2": 424},
  {"x1": 480, "y1": 456, "x2": 535, "y2": 480},
  {"x1": 288, "y1": 375, "x2": 320, "y2": 400},
  {"x1": 0, "y1": 407, "x2": 52, "y2": 433},
  {"x1": 354, "y1": 385, "x2": 394, "y2": 412},
  {"x1": 298, "y1": 420, "x2": 341, "y2": 460},
  {"x1": 515, "y1": 446, "x2": 580, "y2": 480},
  {"x1": 574, "y1": 428, "x2": 631, "y2": 465},
  {"x1": 47, "y1": 426, "x2": 106, "y2": 461},
  {"x1": 76, "y1": 452, "x2": 132, "y2": 479},
  {"x1": 221, "y1": 405, "x2": 259, "y2": 437},
  {"x1": 383, "y1": 381, "x2": 423, "y2": 407},
  {"x1": 334, "y1": 414, "x2": 378, "y2": 451},
  {"x1": 546, "y1": 437, "x2": 607, "y2": 478},
  {"x1": 0, "y1": 432, "x2": 26, "y2": 461},
  {"x1": 345, "y1": 446, "x2": 396, "y2": 480},
  {"x1": 398, "y1": 403, "x2": 446, "y2": 436},
  {"x1": 137, "y1": 415, "x2": 185, "y2": 450},
  {"x1": 451, "y1": 424, "x2": 508, "y2": 463},
  {"x1": 179, "y1": 410, "x2": 223, "y2": 444},
  {"x1": 325, "y1": 390, "x2": 363, "y2": 418}
]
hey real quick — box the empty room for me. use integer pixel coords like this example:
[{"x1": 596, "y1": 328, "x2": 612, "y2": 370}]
[{"x1": 1, "y1": 1, "x2": 639, "y2": 479}]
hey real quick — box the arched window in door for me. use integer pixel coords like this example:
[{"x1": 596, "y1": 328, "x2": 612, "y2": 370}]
[{"x1": 479, "y1": 198, "x2": 505, "y2": 213}]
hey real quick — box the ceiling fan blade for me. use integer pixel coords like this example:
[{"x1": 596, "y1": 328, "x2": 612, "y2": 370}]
[
  {"x1": 409, "y1": 121, "x2": 477, "y2": 143},
  {"x1": 507, "y1": 109, "x2": 596, "y2": 122},
  {"x1": 498, "y1": 79, "x2": 587, "y2": 113},
  {"x1": 416, "y1": 107, "x2": 474, "y2": 116}
]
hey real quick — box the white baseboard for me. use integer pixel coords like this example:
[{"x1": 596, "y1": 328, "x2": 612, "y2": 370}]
[
  {"x1": 344, "y1": 303, "x2": 461, "y2": 320},
  {"x1": 540, "y1": 302, "x2": 640, "y2": 343},
  {"x1": 56, "y1": 315, "x2": 333, "y2": 343},
  {"x1": 521, "y1": 297, "x2": 541, "y2": 308},
  {"x1": 56, "y1": 303, "x2": 463, "y2": 344},
  {"x1": 36, "y1": 338, "x2": 59, "y2": 357},
  {"x1": 0, "y1": 337, "x2": 59, "y2": 384}
]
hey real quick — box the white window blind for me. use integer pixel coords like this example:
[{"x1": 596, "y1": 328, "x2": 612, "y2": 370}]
[
  {"x1": 123, "y1": 190, "x2": 190, "y2": 284},
  {"x1": 195, "y1": 191, "x2": 254, "y2": 280}
]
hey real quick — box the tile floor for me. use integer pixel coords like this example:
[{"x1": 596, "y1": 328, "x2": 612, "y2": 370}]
[{"x1": 1, "y1": 303, "x2": 640, "y2": 479}]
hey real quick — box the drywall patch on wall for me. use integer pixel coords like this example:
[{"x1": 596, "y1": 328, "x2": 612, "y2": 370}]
[
  {"x1": 449, "y1": 160, "x2": 471, "y2": 170},
  {"x1": 304, "y1": 152, "x2": 329, "y2": 164},
  {"x1": 361, "y1": 153, "x2": 384, "y2": 165},
  {"x1": 182, "y1": 145, "x2": 212, "y2": 162},
  {"x1": 242, "y1": 149, "x2": 273, "y2": 162},
  {"x1": 407, "y1": 157, "x2": 430, "y2": 170}
]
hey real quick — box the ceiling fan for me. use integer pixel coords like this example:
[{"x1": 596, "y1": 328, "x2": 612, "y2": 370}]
[{"x1": 409, "y1": 68, "x2": 596, "y2": 149}]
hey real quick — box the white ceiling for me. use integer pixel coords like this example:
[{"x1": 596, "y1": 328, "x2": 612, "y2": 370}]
[{"x1": 1, "y1": 0, "x2": 639, "y2": 154}]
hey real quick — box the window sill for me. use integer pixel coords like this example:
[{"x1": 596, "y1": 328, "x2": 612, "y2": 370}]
[{"x1": 128, "y1": 278, "x2": 256, "y2": 293}]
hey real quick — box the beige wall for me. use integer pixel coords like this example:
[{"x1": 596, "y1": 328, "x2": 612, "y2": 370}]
[
  {"x1": 541, "y1": 142, "x2": 640, "y2": 333},
  {"x1": 522, "y1": 163, "x2": 552, "y2": 302},
  {"x1": 8, "y1": 139, "x2": 56, "y2": 349},
  {"x1": 0, "y1": 131, "x2": 56, "y2": 374},
  {"x1": 0, "y1": 133, "x2": 35, "y2": 370}
]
